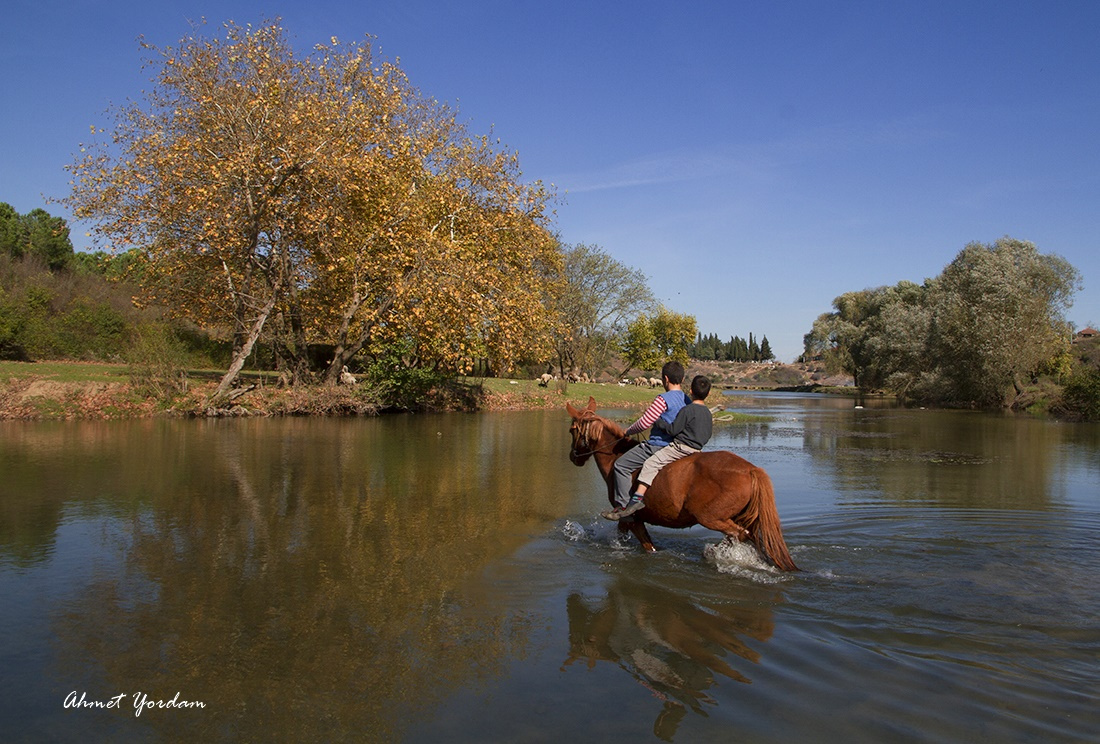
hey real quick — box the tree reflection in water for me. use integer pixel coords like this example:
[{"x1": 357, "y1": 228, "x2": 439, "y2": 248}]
[{"x1": 39, "y1": 415, "x2": 573, "y2": 741}]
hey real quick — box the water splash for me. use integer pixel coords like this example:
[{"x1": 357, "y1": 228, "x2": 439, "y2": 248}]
[
  {"x1": 702, "y1": 540, "x2": 787, "y2": 583},
  {"x1": 560, "y1": 520, "x2": 588, "y2": 542},
  {"x1": 559, "y1": 518, "x2": 640, "y2": 554}
]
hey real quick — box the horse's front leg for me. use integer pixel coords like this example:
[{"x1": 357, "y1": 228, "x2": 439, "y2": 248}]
[{"x1": 621, "y1": 520, "x2": 658, "y2": 553}]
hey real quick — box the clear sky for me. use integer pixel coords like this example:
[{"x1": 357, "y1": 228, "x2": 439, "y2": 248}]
[{"x1": 3, "y1": 1, "x2": 1098, "y2": 361}]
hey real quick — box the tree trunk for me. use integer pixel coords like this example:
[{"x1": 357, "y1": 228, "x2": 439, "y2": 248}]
[
  {"x1": 207, "y1": 296, "x2": 277, "y2": 406},
  {"x1": 325, "y1": 293, "x2": 398, "y2": 384}
]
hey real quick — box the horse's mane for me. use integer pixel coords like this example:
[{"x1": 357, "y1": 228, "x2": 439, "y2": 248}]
[
  {"x1": 570, "y1": 400, "x2": 634, "y2": 453},
  {"x1": 577, "y1": 410, "x2": 629, "y2": 448},
  {"x1": 591, "y1": 413, "x2": 637, "y2": 455},
  {"x1": 599, "y1": 414, "x2": 627, "y2": 439}
]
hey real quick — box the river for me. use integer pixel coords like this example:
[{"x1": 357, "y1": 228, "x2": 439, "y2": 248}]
[{"x1": 1, "y1": 392, "x2": 1097, "y2": 742}]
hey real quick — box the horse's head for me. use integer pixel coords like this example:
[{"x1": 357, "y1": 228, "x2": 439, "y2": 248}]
[{"x1": 566, "y1": 397, "x2": 602, "y2": 466}]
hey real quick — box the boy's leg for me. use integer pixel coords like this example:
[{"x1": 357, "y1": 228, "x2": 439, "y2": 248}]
[
  {"x1": 605, "y1": 444, "x2": 655, "y2": 517},
  {"x1": 617, "y1": 443, "x2": 698, "y2": 518},
  {"x1": 637, "y1": 442, "x2": 692, "y2": 489}
]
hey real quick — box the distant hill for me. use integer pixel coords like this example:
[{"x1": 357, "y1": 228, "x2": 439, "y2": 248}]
[{"x1": 684, "y1": 360, "x2": 853, "y2": 390}]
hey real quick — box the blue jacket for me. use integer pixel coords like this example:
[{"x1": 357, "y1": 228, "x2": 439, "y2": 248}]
[{"x1": 648, "y1": 390, "x2": 691, "y2": 447}]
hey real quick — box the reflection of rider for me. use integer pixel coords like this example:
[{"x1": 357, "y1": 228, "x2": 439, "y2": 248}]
[{"x1": 602, "y1": 361, "x2": 690, "y2": 520}]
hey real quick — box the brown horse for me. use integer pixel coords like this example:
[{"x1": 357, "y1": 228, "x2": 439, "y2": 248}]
[{"x1": 566, "y1": 397, "x2": 798, "y2": 571}]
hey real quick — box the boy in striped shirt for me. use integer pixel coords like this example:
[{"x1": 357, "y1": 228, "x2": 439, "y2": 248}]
[{"x1": 601, "y1": 361, "x2": 690, "y2": 520}]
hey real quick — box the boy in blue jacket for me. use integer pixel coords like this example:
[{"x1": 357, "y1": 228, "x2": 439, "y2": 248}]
[{"x1": 600, "y1": 361, "x2": 690, "y2": 520}]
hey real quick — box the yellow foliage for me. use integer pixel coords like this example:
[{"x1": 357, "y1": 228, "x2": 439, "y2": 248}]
[{"x1": 63, "y1": 18, "x2": 563, "y2": 381}]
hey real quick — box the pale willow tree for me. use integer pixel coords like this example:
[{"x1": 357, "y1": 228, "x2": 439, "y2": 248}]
[
  {"x1": 861, "y1": 281, "x2": 933, "y2": 396},
  {"x1": 806, "y1": 281, "x2": 933, "y2": 393},
  {"x1": 805, "y1": 237, "x2": 1081, "y2": 407},
  {"x1": 64, "y1": 19, "x2": 559, "y2": 401},
  {"x1": 804, "y1": 289, "x2": 881, "y2": 388},
  {"x1": 552, "y1": 243, "x2": 656, "y2": 378},
  {"x1": 930, "y1": 238, "x2": 1080, "y2": 406}
]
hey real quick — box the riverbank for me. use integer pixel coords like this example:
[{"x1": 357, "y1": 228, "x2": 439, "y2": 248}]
[{"x1": 0, "y1": 360, "x2": 799, "y2": 420}]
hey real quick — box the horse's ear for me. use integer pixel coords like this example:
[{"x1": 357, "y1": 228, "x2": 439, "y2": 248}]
[
  {"x1": 585, "y1": 396, "x2": 597, "y2": 412},
  {"x1": 566, "y1": 402, "x2": 580, "y2": 418}
]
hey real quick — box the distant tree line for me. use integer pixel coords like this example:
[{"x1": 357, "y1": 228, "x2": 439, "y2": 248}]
[
  {"x1": 0, "y1": 205, "x2": 226, "y2": 374},
  {"x1": 1, "y1": 202, "x2": 77, "y2": 271},
  {"x1": 691, "y1": 332, "x2": 774, "y2": 362},
  {"x1": 803, "y1": 237, "x2": 1091, "y2": 413}
]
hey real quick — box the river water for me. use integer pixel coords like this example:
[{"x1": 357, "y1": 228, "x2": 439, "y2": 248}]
[{"x1": 0, "y1": 392, "x2": 1097, "y2": 742}]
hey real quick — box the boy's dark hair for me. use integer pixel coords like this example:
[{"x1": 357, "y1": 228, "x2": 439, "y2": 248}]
[
  {"x1": 661, "y1": 361, "x2": 685, "y2": 385},
  {"x1": 690, "y1": 375, "x2": 711, "y2": 401}
]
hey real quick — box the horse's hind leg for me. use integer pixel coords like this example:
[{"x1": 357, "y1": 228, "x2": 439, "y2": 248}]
[{"x1": 700, "y1": 517, "x2": 750, "y2": 544}]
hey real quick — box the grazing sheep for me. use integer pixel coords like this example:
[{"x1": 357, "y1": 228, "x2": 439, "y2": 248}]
[
  {"x1": 649, "y1": 377, "x2": 661, "y2": 388},
  {"x1": 538, "y1": 373, "x2": 554, "y2": 387}
]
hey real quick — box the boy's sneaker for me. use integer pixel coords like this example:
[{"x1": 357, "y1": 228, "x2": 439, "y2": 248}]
[
  {"x1": 617, "y1": 496, "x2": 646, "y2": 518},
  {"x1": 600, "y1": 505, "x2": 626, "y2": 520}
]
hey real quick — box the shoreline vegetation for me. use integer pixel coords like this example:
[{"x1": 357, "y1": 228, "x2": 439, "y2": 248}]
[
  {"x1": 0, "y1": 359, "x2": 829, "y2": 421},
  {"x1": 5, "y1": 21, "x2": 1096, "y2": 424}
]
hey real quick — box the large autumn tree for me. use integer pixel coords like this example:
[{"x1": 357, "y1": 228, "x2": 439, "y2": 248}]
[{"x1": 64, "y1": 19, "x2": 559, "y2": 401}]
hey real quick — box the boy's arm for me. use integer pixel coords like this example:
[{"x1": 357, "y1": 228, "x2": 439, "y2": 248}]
[
  {"x1": 624, "y1": 396, "x2": 668, "y2": 437},
  {"x1": 662, "y1": 403, "x2": 692, "y2": 439}
]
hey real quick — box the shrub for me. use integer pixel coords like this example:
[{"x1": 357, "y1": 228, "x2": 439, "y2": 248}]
[
  {"x1": 1060, "y1": 367, "x2": 1100, "y2": 421},
  {"x1": 363, "y1": 340, "x2": 460, "y2": 411},
  {"x1": 57, "y1": 300, "x2": 130, "y2": 359},
  {"x1": 126, "y1": 322, "x2": 190, "y2": 401},
  {"x1": 0, "y1": 290, "x2": 28, "y2": 360}
]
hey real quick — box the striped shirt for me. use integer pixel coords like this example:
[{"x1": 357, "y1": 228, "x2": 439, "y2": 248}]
[{"x1": 625, "y1": 396, "x2": 669, "y2": 436}]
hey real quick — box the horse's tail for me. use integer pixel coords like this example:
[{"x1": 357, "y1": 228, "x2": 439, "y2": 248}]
[{"x1": 748, "y1": 468, "x2": 798, "y2": 572}]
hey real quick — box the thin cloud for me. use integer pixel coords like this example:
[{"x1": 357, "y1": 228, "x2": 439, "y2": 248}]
[
  {"x1": 554, "y1": 115, "x2": 949, "y2": 195},
  {"x1": 554, "y1": 149, "x2": 766, "y2": 194}
]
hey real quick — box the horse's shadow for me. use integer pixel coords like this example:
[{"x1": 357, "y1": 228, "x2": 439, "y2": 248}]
[{"x1": 562, "y1": 572, "x2": 780, "y2": 740}]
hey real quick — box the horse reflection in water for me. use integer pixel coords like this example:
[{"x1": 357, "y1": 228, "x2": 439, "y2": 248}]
[
  {"x1": 566, "y1": 398, "x2": 797, "y2": 570},
  {"x1": 562, "y1": 575, "x2": 777, "y2": 740}
]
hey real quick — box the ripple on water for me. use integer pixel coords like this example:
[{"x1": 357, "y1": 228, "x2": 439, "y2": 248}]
[
  {"x1": 549, "y1": 504, "x2": 1100, "y2": 741},
  {"x1": 760, "y1": 505, "x2": 1100, "y2": 741}
]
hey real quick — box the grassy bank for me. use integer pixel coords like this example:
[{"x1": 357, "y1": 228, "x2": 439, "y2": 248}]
[{"x1": 1, "y1": 361, "x2": 769, "y2": 422}]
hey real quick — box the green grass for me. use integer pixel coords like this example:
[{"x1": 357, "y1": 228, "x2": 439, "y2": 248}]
[
  {"x1": 0, "y1": 359, "x2": 279, "y2": 384},
  {"x1": 477, "y1": 377, "x2": 663, "y2": 406},
  {"x1": 476, "y1": 377, "x2": 770, "y2": 422},
  {"x1": 0, "y1": 360, "x2": 130, "y2": 383},
  {"x1": 0, "y1": 363, "x2": 771, "y2": 422}
]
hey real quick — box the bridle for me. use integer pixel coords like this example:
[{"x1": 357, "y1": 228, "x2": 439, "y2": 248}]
[{"x1": 570, "y1": 411, "x2": 628, "y2": 461}]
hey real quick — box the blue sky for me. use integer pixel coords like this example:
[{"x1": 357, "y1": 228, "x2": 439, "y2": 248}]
[{"x1": 3, "y1": 1, "x2": 1099, "y2": 361}]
